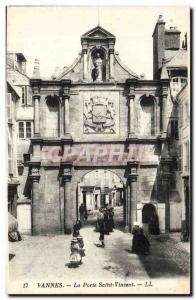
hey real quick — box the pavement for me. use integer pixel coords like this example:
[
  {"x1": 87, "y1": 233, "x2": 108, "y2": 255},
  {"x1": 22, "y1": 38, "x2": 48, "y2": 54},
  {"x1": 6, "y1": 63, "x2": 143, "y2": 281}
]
[{"x1": 9, "y1": 226, "x2": 190, "y2": 284}]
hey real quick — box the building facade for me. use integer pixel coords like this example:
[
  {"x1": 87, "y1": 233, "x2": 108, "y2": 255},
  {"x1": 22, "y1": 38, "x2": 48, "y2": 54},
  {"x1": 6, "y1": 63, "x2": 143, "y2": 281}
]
[
  {"x1": 177, "y1": 85, "x2": 190, "y2": 241},
  {"x1": 7, "y1": 52, "x2": 33, "y2": 234},
  {"x1": 7, "y1": 15, "x2": 189, "y2": 236},
  {"x1": 7, "y1": 81, "x2": 20, "y2": 218}
]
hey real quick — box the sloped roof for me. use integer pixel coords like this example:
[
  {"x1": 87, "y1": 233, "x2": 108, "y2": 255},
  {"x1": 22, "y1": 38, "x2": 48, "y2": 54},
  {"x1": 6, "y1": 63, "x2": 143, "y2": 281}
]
[
  {"x1": 7, "y1": 80, "x2": 20, "y2": 99},
  {"x1": 165, "y1": 49, "x2": 188, "y2": 68},
  {"x1": 81, "y1": 25, "x2": 115, "y2": 41}
]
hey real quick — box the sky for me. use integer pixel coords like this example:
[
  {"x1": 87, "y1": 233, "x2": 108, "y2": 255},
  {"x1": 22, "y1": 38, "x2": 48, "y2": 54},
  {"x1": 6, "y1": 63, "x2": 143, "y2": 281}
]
[{"x1": 7, "y1": 6, "x2": 189, "y2": 79}]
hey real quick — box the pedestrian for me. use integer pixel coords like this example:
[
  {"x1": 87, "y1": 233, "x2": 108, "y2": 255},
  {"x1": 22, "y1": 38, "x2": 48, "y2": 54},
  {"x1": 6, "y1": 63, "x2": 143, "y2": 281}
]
[
  {"x1": 73, "y1": 220, "x2": 81, "y2": 237},
  {"x1": 97, "y1": 208, "x2": 105, "y2": 247},
  {"x1": 77, "y1": 236, "x2": 85, "y2": 263},
  {"x1": 79, "y1": 203, "x2": 86, "y2": 225},
  {"x1": 103, "y1": 206, "x2": 110, "y2": 235},
  {"x1": 149, "y1": 211, "x2": 160, "y2": 235},
  {"x1": 108, "y1": 207, "x2": 114, "y2": 232},
  {"x1": 69, "y1": 238, "x2": 81, "y2": 267},
  {"x1": 132, "y1": 224, "x2": 150, "y2": 255}
]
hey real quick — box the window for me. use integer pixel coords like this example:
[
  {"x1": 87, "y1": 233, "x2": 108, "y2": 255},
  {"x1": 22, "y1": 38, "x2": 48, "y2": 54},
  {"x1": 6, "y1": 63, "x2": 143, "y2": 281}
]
[
  {"x1": 21, "y1": 86, "x2": 28, "y2": 105},
  {"x1": 169, "y1": 119, "x2": 179, "y2": 139},
  {"x1": 7, "y1": 93, "x2": 12, "y2": 120},
  {"x1": 171, "y1": 77, "x2": 187, "y2": 97},
  {"x1": 18, "y1": 121, "x2": 33, "y2": 139}
]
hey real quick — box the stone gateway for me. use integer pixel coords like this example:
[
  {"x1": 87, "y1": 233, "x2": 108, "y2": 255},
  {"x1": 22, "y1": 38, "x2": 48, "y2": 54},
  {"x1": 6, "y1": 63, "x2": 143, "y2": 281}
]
[{"x1": 12, "y1": 17, "x2": 187, "y2": 235}]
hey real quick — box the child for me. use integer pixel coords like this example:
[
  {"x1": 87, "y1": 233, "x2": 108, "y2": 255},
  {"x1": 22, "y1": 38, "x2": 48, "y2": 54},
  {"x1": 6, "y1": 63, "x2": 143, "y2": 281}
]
[
  {"x1": 69, "y1": 238, "x2": 81, "y2": 267},
  {"x1": 73, "y1": 220, "x2": 81, "y2": 237},
  {"x1": 77, "y1": 236, "x2": 85, "y2": 263}
]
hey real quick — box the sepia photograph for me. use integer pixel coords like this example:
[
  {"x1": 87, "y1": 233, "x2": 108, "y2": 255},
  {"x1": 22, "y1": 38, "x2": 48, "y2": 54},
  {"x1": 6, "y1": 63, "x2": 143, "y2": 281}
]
[{"x1": 6, "y1": 5, "x2": 191, "y2": 295}]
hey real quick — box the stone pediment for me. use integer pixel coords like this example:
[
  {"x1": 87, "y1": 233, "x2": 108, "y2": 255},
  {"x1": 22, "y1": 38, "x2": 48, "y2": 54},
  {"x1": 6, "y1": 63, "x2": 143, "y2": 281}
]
[{"x1": 81, "y1": 25, "x2": 115, "y2": 42}]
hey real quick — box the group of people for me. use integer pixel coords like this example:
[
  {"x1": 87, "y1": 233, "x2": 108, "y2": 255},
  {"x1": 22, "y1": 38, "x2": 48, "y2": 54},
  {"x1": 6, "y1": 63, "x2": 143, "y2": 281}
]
[
  {"x1": 69, "y1": 204, "x2": 155, "y2": 267},
  {"x1": 96, "y1": 205, "x2": 114, "y2": 247},
  {"x1": 69, "y1": 221, "x2": 85, "y2": 268}
]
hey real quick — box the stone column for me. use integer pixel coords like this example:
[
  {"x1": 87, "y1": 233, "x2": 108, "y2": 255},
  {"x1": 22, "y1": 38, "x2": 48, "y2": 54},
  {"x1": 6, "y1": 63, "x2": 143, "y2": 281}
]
[
  {"x1": 61, "y1": 162, "x2": 72, "y2": 234},
  {"x1": 30, "y1": 162, "x2": 40, "y2": 235},
  {"x1": 181, "y1": 177, "x2": 189, "y2": 241},
  {"x1": 160, "y1": 159, "x2": 171, "y2": 232},
  {"x1": 83, "y1": 48, "x2": 88, "y2": 80},
  {"x1": 33, "y1": 95, "x2": 41, "y2": 136},
  {"x1": 161, "y1": 93, "x2": 168, "y2": 137},
  {"x1": 128, "y1": 94, "x2": 135, "y2": 137},
  {"x1": 126, "y1": 161, "x2": 139, "y2": 232},
  {"x1": 109, "y1": 48, "x2": 114, "y2": 79},
  {"x1": 63, "y1": 95, "x2": 70, "y2": 135}
]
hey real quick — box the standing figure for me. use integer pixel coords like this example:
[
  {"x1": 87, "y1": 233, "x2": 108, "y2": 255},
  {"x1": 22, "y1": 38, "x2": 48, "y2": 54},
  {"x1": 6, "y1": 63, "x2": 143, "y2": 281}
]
[
  {"x1": 108, "y1": 207, "x2": 114, "y2": 232},
  {"x1": 69, "y1": 238, "x2": 81, "y2": 267},
  {"x1": 132, "y1": 225, "x2": 150, "y2": 255},
  {"x1": 149, "y1": 211, "x2": 160, "y2": 235},
  {"x1": 77, "y1": 236, "x2": 85, "y2": 263},
  {"x1": 97, "y1": 208, "x2": 105, "y2": 247},
  {"x1": 73, "y1": 220, "x2": 81, "y2": 237},
  {"x1": 103, "y1": 205, "x2": 110, "y2": 235},
  {"x1": 92, "y1": 53, "x2": 103, "y2": 82},
  {"x1": 79, "y1": 203, "x2": 87, "y2": 226}
]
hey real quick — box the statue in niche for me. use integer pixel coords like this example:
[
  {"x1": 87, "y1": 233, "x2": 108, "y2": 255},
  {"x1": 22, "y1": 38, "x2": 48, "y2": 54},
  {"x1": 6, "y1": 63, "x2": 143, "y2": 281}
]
[{"x1": 92, "y1": 53, "x2": 104, "y2": 82}]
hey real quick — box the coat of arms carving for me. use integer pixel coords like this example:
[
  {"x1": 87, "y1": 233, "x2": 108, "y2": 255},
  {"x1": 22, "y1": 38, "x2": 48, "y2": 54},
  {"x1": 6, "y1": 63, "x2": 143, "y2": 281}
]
[{"x1": 84, "y1": 96, "x2": 116, "y2": 133}]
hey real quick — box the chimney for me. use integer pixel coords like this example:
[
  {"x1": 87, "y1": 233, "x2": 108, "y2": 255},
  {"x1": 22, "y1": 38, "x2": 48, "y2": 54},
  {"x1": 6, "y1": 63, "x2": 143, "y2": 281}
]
[
  {"x1": 152, "y1": 15, "x2": 165, "y2": 79},
  {"x1": 32, "y1": 58, "x2": 41, "y2": 79},
  {"x1": 165, "y1": 26, "x2": 181, "y2": 50}
]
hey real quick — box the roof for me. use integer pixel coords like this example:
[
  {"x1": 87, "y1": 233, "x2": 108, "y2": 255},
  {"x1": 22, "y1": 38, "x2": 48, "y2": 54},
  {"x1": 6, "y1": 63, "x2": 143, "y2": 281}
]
[
  {"x1": 165, "y1": 49, "x2": 188, "y2": 68},
  {"x1": 7, "y1": 80, "x2": 20, "y2": 99},
  {"x1": 81, "y1": 25, "x2": 116, "y2": 42},
  {"x1": 16, "y1": 53, "x2": 27, "y2": 62}
]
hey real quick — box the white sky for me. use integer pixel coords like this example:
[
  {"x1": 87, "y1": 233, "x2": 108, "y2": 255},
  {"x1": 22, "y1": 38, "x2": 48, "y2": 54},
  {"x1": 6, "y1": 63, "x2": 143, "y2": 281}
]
[{"x1": 7, "y1": 6, "x2": 189, "y2": 79}]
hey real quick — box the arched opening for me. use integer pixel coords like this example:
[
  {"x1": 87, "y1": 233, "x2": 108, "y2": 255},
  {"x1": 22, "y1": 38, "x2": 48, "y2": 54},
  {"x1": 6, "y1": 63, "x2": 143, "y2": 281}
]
[
  {"x1": 140, "y1": 96, "x2": 156, "y2": 136},
  {"x1": 142, "y1": 203, "x2": 160, "y2": 235},
  {"x1": 77, "y1": 169, "x2": 125, "y2": 227},
  {"x1": 91, "y1": 48, "x2": 106, "y2": 82},
  {"x1": 45, "y1": 95, "x2": 60, "y2": 137}
]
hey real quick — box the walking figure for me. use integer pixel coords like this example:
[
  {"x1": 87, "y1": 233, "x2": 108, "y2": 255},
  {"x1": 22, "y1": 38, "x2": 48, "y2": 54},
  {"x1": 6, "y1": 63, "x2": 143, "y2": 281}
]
[
  {"x1": 79, "y1": 203, "x2": 87, "y2": 225},
  {"x1": 73, "y1": 220, "x2": 81, "y2": 237},
  {"x1": 69, "y1": 238, "x2": 81, "y2": 267},
  {"x1": 77, "y1": 236, "x2": 85, "y2": 263},
  {"x1": 97, "y1": 208, "x2": 105, "y2": 247}
]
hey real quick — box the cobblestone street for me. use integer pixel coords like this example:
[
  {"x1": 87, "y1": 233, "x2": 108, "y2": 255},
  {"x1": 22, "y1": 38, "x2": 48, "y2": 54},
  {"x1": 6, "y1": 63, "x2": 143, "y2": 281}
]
[{"x1": 9, "y1": 226, "x2": 190, "y2": 292}]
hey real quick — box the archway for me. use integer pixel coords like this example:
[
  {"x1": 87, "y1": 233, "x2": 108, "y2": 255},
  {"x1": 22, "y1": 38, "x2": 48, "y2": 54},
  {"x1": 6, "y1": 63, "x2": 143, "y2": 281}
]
[
  {"x1": 142, "y1": 203, "x2": 160, "y2": 235},
  {"x1": 77, "y1": 169, "x2": 126, "y2": 227}
]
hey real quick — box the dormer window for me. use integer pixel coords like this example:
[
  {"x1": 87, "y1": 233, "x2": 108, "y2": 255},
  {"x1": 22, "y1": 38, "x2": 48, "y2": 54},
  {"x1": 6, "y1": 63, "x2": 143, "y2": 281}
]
[{"x1": 171, "y1": 77, "x2": 187, "y2": 97}]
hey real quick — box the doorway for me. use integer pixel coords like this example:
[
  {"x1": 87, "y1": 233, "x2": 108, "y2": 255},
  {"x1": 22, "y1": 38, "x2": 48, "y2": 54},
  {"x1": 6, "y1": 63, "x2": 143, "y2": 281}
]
[
  {"x1": 142, "y1": 203, "x2": 160, "y2": 235},
  {"x1": 77, "y1": 169, "x2": 125, "y2": 227}
]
